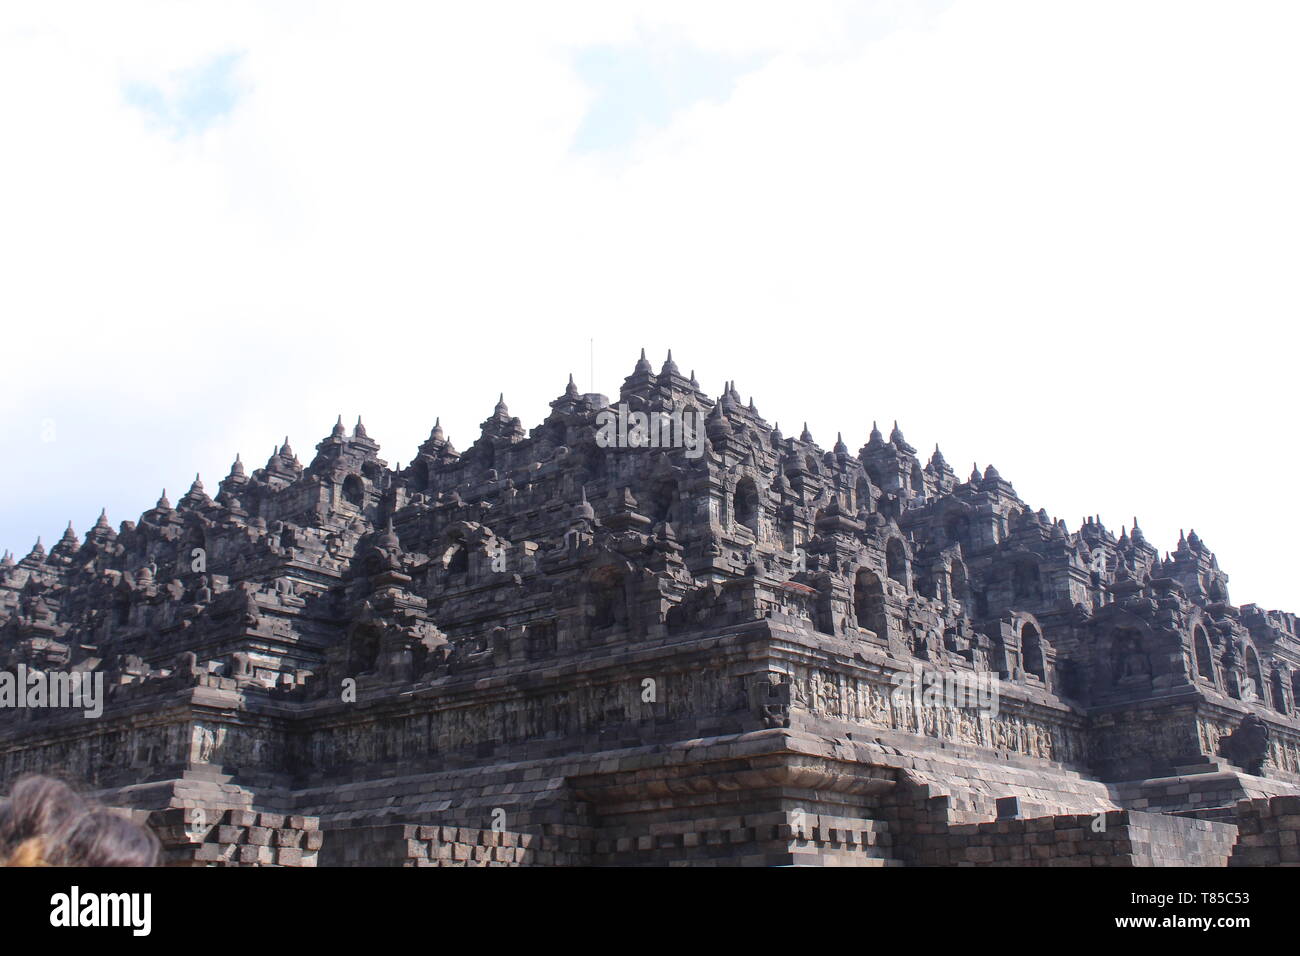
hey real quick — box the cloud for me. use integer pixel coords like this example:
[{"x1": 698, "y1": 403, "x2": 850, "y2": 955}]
[
  {"x1": 571, "y1": 34, "x2": 764, "y2": 153},
  {"x1": 0, "y1": 1, "x2": 1297, "y2": 608},
  {"x1": 123, "y1": 52, "x2": 245, "y2": 138}
]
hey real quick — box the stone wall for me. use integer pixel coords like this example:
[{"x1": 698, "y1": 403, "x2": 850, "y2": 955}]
[
  {"x1": 883, "y1": 782, "x2": 1238, "y2": 866},
  {"x1": 133, "y1": 786, "x2": 1300, "y2": 867},
  {"x1": 1228, "y1": 795, "x2": 1300, "y2": 866},
  {"x1": 148, "y1": 807, "x2": 321, "y2": 866},
  {"x1": 939, "y1": 811, "x2": 1237, "y2": 867},
  {"x1": 320, "y1": 823, "x2": 552, "y2": 867}
]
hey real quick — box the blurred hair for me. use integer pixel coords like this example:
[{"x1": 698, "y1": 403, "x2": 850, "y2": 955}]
[{"x1": 0, "y1": 774, "x2": 159, "y2": 867}]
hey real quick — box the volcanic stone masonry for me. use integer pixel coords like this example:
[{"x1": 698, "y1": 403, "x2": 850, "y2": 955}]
[{"x1": 3, "y1": 350, "x2": 1299, "y2": 866}]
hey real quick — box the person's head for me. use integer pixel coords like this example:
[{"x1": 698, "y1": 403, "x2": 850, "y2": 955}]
[{"x1": 0, "y1": 774, "x2": 159, "y2": 867}]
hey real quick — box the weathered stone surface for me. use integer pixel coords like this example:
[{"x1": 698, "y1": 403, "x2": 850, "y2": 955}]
[
  {"x1": 2, "y1": 352, "x2": 1298, "y2": 865},
  {"x1": 1229, "y1": 794, "x2": 1300, "y2": 866}
]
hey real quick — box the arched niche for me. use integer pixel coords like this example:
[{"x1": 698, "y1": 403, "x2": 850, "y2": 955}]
[
  {"x1": 733, "y1": 476, "x2": 760, "y2": 533},
  {"x1": 1022, "y1": 622, "x2": 1045, "y2": 681},
  {"x1": 1244, "y1": 647, "x2": 1264, "y2": 702},
  {"x1": 855, "y1": 477, "x2": 871, "y2": 512},
  {"x1": 347, "y1": 624, "x2": 381, "y2": 675},
  {"x1": 1012, "y1": 559, "x2": 1042, "y2": 602},
  {"x1": 342, "y1": 474, "x2": 365, "y2": 508},
  {"x1": 1193, "y1": 625, "x2": 1215, "y2": 684},
  {"x1": 443, "y1": 533, "x2": 469, "y2": 575},
  {"x1": 944, "y1": 514, "x2": 971, "y2": 551},
  {"x1": 949, "y1": 560, "x2": 970, "y2": 607},
  {"x1": 411, "y1": 459, "x2": 430, "y2": 492},
  {"x1": 885, "y1": 538, "x2": 908, "y2": 587},
  {"x1": 916, "y1": 569, "x2": 936, "y2": 599},
  {"x1": 649, "y1": 479, "x2": 678, "y2": 524},
  {"x1": 588, "y1": 564, "x2": 629, "y2": 631},
  {"x1": 1111, "y1": 627, "x2": 1151, "y2": 685},
  {"x1": 1270, "y1": 667, "x2": 1289, "y2": 714},
  {"x1": 853, "y1": 568, "x2": 887, "y2": 639}
]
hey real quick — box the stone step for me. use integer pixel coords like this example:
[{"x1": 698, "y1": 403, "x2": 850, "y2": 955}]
[
  {"x1": 180, "y1": 767, "x2": 235, "y2": 784},
  {"x1": 1165, "y1": 766, "x2": 1215, "y2": 777},
  {"x1": 1171, "y1": 805, "x2": 1239, "y2": 823}
]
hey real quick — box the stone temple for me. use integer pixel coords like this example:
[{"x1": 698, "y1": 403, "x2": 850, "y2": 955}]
[{"x1": 3, "y1": 350, "x2": 1299, "y2": 866}]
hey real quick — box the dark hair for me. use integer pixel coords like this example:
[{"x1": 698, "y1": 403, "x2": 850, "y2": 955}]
[
  {"x1": 62, "y1": 810, "x2": 161, "y2": 867},
  {"x1": 0, "y1": 774, "x2": 159, "y2": 867}
]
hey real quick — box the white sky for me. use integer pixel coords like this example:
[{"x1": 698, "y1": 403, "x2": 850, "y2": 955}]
[{"x1": 1, "y1": 1, "x2": 1296, "y2": 609}]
